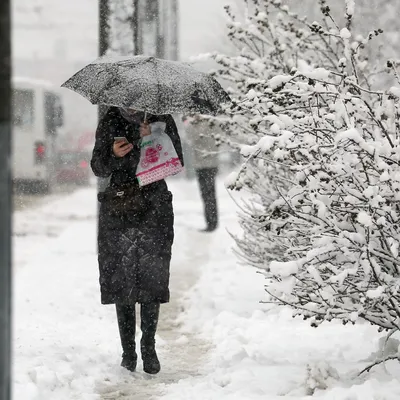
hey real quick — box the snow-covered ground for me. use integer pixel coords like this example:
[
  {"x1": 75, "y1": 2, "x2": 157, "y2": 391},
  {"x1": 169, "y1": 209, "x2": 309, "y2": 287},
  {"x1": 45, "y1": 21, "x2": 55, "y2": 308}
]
[
  {"x1": 13, "y1": 179, "x2": 400, "y2": 399},
  {"x1": 12, "y1": 178, "x2": 234, "y2": 399}
]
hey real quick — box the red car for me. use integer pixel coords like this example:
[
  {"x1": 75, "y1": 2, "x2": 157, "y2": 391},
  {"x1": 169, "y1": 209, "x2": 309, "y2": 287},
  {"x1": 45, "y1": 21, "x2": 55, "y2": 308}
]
[{"x1": 56, "y1": 150, "x2": 92, "y2": 185}]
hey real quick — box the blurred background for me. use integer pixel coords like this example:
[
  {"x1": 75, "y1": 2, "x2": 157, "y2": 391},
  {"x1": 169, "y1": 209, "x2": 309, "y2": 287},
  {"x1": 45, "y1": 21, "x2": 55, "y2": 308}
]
[
  {"x1": 12, "y1": 0, "x2": 399, "y2": 207},
  {"x1": 12, "y1": 0, "x2": 242, "y2": 210}
]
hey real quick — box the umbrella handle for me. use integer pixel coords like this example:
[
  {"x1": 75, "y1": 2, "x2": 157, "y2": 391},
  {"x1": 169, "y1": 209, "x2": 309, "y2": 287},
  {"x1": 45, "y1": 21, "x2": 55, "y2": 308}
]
[{"x1": 144, "y1": 111, "x2": 147, "y2": 123}]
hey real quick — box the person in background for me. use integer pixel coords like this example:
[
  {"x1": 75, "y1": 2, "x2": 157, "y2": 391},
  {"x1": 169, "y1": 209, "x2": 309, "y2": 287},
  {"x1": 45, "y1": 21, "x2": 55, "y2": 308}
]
[{"x1": 184, "y1": 115, "x2": 219, "y2": 232}]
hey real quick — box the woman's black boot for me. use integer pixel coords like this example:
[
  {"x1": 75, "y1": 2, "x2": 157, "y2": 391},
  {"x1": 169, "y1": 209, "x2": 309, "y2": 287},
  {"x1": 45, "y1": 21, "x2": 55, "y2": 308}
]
[
  {"x1": 140, "y1": 302, "x2": 161, "y2": 374},
  {"x1": 116, "y1": 304, "x2": 137, "y2": 372}
]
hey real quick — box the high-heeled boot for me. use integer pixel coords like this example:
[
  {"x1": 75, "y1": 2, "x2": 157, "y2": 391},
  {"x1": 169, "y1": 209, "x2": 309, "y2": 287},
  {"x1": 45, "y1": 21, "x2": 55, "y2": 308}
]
[
  {"x1": 140, "y1": 302, "x2": 161, "y2": 374},
  {"x1": 116, "y1": 304, "x2": 137, "y2": 372}
]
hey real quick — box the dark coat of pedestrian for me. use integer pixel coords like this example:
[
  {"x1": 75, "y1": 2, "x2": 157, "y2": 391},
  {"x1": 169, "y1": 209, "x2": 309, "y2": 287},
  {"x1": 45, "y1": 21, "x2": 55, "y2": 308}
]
[
  {"x1": 185, "y1": 116, "x2": 219, "y2": 232},
  {"x1": 91, "y1": 106, "x2": 184, "y2": 374}
]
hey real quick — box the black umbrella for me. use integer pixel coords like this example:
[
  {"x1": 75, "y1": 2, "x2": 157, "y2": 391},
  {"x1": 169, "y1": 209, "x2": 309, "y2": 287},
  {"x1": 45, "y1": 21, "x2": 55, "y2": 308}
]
[{"x1": 61, "y1": 55, "x2": 231, "y2": 115}]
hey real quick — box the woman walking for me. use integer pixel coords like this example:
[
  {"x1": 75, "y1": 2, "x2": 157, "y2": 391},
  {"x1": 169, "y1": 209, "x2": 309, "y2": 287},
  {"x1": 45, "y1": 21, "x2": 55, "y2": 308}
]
[{"x1": 91, "y1": 107, "x2": 184, "y2": 374}]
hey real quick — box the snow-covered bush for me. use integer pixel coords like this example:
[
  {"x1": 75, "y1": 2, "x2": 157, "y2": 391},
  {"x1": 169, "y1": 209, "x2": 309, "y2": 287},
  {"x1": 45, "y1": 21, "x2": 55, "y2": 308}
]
[
  {"x1": 209, "y1": 0, "x2": 400, "y2": 335},
  {"x1": 208, "y1": 0, "x2": 383, "y2": 268}
]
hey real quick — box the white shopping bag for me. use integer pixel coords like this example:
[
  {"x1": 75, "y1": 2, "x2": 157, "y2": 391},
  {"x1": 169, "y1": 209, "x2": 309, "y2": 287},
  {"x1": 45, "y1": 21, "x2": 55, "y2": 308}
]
[{"x1": 136, "y1": 121, "x2": 184, "y2": 186}]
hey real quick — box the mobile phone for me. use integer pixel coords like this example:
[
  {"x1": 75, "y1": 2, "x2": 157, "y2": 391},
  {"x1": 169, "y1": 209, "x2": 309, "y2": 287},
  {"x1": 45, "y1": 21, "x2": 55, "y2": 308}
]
[{"x1": 114, "y1": 136, "x2": 128, "y2": 143}]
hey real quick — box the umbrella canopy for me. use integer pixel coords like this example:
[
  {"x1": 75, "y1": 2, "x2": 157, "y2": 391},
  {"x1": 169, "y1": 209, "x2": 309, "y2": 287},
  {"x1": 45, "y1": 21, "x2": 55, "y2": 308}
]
[{"x1": 61, "y1": 55, "x2": 231, "y2": 115}]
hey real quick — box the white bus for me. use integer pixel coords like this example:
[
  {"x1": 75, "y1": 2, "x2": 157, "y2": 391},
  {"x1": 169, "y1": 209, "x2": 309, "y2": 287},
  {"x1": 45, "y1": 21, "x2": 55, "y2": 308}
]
[{"x1": 12, "y1": 77, "x2": 64, "y2": 193}]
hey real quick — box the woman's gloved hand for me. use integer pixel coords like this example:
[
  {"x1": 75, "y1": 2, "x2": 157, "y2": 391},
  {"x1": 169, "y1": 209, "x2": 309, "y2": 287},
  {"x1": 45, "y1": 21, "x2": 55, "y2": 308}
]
[{"x1": 140, "y1": 122, "x2": 151, "y2": 138}]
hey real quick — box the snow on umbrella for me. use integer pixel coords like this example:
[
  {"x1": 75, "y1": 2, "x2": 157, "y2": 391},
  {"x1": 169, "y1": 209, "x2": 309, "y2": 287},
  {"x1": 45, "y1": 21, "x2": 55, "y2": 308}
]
[{"x1": 61, "y1": 55, "x2": 231, "y2": 115}]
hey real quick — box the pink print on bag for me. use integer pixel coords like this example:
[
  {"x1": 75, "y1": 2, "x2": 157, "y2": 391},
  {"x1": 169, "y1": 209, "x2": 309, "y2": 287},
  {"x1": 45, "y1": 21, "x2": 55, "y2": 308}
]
[
  {"x1": 146, "y1": 147, "x2": 160, "y2": 163},
  {"x1": 136, "y1": 121, "x2": 184, "y2": 186}
]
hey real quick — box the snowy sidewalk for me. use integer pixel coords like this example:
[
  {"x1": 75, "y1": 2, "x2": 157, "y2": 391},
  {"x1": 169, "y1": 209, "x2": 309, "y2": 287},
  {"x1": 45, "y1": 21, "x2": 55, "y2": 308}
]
[
  {"x1": 13, "y1": 179, "x2": 400, "y2": 400},
  {"x1": 161, "y1": 197, "x2": 400, "y2": 399},
  {"x1": 12, "y1": 179, "x2": 234, "y2": 400}
]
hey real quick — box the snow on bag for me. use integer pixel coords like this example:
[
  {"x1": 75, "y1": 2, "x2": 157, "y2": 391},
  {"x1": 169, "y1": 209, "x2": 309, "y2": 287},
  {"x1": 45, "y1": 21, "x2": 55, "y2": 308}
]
[{"x1": 136, "y1": 121, "x2": 183, "y2": 186}]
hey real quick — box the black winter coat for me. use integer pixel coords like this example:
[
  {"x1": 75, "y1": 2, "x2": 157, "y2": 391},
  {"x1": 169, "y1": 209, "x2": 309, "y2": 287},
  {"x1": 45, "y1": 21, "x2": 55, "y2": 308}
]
[{"x1": 91, "y1": 107, "x2": 184, "y2": 305}]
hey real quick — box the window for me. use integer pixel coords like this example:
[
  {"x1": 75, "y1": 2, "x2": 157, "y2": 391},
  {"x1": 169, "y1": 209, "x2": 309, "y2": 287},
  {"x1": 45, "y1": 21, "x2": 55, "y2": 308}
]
[{"x1": 13, "y1": 89, "x2": 35, "y2": 129}]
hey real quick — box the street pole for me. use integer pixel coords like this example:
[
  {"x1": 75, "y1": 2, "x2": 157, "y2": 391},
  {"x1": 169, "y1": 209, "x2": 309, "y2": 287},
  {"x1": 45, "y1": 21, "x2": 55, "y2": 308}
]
[
  {"x1": 171, "y1": 0, "x2": 179, "y2": 61},
  {"x1": 132, "y1": 0, "x2": 141, "y2": 55},
  {"x1": 155, "y1": 0, "x2": 164, "y2": 58},
  {"x1": 0, "y1": 0, "x2": 12, "y2": 398},
  {"x1": 99, "y1": 0, "x2": 110, "y2": 120},
  {"x1": 98, "y1": 0, "x2": 110, "y2": 209}
]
